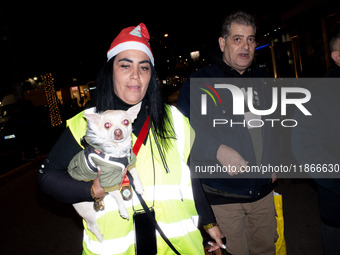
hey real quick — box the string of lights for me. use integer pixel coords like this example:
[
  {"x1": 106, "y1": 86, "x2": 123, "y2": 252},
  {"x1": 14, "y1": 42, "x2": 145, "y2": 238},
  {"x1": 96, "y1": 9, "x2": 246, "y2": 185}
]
[{"x1": 41, "y1": 73, "x2": 62, "y2": 127}]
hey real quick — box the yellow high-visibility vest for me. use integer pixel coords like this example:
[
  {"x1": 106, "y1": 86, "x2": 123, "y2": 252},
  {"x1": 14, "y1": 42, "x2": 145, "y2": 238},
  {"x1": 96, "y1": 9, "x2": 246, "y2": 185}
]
[{"x1": 67, "y1": 105, "x2": 204, "y2": 255}]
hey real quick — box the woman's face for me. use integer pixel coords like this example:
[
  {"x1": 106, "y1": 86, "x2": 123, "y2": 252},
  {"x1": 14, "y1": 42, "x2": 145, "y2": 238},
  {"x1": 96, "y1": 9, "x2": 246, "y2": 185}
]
[{"x1": 113, "y1": 50, "x2": 152, "y2": 105}]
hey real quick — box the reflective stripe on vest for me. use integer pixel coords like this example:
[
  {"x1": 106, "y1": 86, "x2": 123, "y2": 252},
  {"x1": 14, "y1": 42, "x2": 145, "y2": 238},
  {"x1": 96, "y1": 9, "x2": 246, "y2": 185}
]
[
  {"x1": 171, "y1": 106, "x2": 199, "y2": 226},
  {"x1": 67, "y1": 105, "x2": 203, "y2": 255}
]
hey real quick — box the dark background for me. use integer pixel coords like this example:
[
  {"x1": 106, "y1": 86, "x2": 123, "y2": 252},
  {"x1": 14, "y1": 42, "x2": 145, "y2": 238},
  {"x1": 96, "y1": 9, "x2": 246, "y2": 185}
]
[
  {"x1": 1, "y1": 0, "x2": 338, "y2": 91},
  {"x1": 1, "y1": 1, "x2": 339, "y2": 254}
]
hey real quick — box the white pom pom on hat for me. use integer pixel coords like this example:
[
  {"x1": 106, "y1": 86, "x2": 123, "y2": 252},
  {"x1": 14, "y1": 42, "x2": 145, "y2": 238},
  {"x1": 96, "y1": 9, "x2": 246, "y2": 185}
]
[{"x1": 107, "y1": 23, "x2": 154, "y2": 66}]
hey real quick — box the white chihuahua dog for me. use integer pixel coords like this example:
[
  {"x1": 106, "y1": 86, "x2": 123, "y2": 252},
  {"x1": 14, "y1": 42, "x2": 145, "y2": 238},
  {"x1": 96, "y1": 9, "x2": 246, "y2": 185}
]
[{"x1": 68, "y1": 102, "x2": 143, "y2": 242}]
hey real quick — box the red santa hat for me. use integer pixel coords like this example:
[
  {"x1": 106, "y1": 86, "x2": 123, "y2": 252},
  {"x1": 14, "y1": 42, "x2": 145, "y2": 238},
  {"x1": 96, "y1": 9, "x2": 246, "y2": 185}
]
[{"x1": 107, "y1": 23, "x2": 154, "y2": 66}]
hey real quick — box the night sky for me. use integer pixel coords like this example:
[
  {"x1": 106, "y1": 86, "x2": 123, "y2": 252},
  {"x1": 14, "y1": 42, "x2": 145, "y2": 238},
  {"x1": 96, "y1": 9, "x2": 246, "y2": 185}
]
[{"x1": 1, "y1": 1, "x2": 276, "y2": 87}]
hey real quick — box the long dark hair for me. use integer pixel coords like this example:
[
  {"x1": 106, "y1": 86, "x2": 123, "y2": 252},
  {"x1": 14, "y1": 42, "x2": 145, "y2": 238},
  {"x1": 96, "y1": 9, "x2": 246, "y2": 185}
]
[{"x1": 91, "y1": 57, "x2": 175, "y2": 150}]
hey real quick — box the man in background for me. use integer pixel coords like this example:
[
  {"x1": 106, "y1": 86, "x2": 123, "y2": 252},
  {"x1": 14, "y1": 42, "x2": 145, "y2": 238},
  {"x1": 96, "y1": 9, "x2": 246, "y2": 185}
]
[{"x1": 177, "y1": 11, "x2": 278, "y2": 255}]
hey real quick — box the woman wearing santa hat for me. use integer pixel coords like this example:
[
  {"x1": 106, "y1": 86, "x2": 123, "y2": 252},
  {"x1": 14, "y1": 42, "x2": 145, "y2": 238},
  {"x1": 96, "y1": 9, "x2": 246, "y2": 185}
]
[{"x1": 38, "y1": 23, "x2": 224, "y2": 254}]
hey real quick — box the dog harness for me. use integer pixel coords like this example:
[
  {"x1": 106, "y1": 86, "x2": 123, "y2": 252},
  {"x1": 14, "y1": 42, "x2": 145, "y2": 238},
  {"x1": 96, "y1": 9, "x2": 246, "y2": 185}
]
[
  {"x1": 68, "y1": 140, "x2": 136, "y2": 192},
  {"x1": 83, "y1": 142, "x2": 131, "y2": 173}
]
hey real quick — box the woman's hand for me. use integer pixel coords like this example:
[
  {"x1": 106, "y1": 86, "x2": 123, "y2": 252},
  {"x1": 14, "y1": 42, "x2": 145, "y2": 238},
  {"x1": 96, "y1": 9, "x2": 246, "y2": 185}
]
[{"x1": 91, "y1": 169, "x2": 106, "y2": 199}]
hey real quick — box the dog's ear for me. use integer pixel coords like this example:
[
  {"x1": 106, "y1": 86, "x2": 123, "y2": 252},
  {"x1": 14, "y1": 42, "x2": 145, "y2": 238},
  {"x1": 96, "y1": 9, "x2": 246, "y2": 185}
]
[
  {"x1": 127, "y1": 102, "x2": 142, "y2": 122},
  {"x1": 84, "y1": 112, "x2": 101, "y2": 124}
]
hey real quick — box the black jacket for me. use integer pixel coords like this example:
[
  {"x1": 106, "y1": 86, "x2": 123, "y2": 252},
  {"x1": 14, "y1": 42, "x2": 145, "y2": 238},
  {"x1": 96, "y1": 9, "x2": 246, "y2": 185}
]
[
  {"x1": 325, "y1": 64, "x2": 340, "y2": 77},
  {"x1": 177, "y1": 61, "x2": 278, "y2": 204}
]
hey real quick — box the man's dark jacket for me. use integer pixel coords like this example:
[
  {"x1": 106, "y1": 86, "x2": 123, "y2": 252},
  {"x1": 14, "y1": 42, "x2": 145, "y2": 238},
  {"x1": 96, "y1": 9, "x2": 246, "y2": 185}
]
[{"x1": 177, "y1": 61, "x2": 279, "y2": 204}]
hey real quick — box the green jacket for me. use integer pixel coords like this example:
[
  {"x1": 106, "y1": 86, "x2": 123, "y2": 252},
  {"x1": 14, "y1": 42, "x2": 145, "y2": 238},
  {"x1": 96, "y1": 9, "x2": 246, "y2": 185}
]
[{"x1": 68, "y1": 138, "x2": 136, "y2": 192}]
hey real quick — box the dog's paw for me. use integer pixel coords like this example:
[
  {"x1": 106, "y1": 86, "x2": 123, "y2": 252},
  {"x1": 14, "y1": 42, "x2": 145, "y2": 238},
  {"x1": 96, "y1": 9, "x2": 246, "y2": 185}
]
[
  {"x1": 134, "y1": 181, "x2": 144, "y2": 195},
  {"x1": 119, "y1": 208, "x2": 130, "y2": 220},
  {"x1": 129, "y1": 168, "x2": 144, "y2": 195},
  {"x1": 97, "y1": 233, "x2": 104, "y2": 243},
  {"x1": 87, "y1": 223, "x2": 104, "y2": 242},
  {"x1": 135, "y1": 186, "x2": 144, "y2": 195}
]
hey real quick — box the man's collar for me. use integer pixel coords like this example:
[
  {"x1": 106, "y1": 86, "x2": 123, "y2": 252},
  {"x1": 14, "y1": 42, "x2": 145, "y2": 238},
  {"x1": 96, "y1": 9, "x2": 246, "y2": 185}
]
[{"x1": 217, "y1": 60, "x2": 254, "y2": 77}]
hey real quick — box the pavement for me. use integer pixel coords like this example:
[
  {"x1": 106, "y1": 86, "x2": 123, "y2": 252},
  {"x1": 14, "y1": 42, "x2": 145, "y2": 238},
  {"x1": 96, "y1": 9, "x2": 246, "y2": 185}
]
[
  {"x1": 0, "y1": 158, "x2": 324, "y2": 255},
  {"x1": 275, "y1": 180, "x2": 323, "y2": 255},
  {"x1": 0, "y1": 157, "x2": 83, "y2": 255}
]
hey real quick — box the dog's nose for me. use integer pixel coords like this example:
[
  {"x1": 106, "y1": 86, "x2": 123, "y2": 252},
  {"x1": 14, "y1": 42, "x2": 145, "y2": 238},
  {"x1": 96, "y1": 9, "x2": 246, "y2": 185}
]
[{"x1": 114, "y1": 129, "x2": 123, "y2": 140}]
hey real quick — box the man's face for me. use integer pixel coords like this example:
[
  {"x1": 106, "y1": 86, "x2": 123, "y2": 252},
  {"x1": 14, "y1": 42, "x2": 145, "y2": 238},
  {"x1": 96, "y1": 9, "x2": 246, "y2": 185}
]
[{"x1": 218, "y1": 23, "x2": 256, "y2": 74}]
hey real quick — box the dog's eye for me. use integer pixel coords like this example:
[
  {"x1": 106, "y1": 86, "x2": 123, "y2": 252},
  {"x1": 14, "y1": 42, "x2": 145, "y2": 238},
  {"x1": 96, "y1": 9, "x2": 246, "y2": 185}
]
[
  {"x1": 104, "y1": 122, "x2": 111, "y2": 128},
  {"x1": 123, "y1": 119, "x2": 129, "y2": 125}
]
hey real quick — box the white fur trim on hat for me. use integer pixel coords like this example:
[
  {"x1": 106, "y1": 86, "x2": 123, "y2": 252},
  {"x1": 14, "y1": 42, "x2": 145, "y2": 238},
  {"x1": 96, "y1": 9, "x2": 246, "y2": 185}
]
[{"x1": 107, "y1": 41, "x2": 154, "y2": 66}]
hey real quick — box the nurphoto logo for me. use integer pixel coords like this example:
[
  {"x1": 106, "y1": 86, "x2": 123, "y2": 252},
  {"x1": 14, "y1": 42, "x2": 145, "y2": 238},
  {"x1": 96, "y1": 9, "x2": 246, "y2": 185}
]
[
  {"x1": 190, "y1": 78, "x2": 340, "y2": 179},
  {"x1": 200, "y1": 84, "x2": 311, "y2": 116},
  {"x1": 193, "y1": 78, "x2": 312, "y2": 128}
]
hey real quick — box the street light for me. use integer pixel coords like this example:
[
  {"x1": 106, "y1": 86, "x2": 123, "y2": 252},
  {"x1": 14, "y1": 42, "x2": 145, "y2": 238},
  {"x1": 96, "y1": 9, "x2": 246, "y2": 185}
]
[{"x1": 190, "y1": 51, "x2": 200, "y2": 61}]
